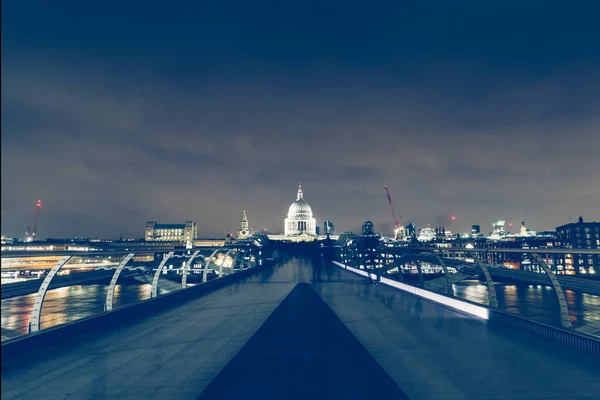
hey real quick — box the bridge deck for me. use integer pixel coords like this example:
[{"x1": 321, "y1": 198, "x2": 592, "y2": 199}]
[{"x1": 2, "y1": 259, "x2": 599, "y2": 400}]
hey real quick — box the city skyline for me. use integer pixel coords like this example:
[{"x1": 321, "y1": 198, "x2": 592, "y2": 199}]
[
  {"x1": 2, "y1": 1, "x2": 599, "y2": 238},
  {"x1": 0, "y1": 183, "x2": 594, "y2": 240}
]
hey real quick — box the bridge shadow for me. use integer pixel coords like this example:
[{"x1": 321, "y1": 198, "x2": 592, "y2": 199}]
[{"x1": 197, "y1": 282, "x2": 409, "y2": 400}]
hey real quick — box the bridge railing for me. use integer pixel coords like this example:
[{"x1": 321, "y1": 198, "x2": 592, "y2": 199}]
[
  {"x1": 1, "y1": 246, "x2": 262, "y2": 342},
  {"x1": 333, "y1": 260, "x2": 600, "y2": 357},
  {"x1": 340, "y1": 246, "x2": 600, "y2": 338}
]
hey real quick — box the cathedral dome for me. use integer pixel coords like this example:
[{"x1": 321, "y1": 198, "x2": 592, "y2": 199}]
[
  {"x1": 284, "y1": 183, "x2": 317, "y2": 236},
  {"x1": 288, "y1": 198, "x2": 313, "y2": 219}
]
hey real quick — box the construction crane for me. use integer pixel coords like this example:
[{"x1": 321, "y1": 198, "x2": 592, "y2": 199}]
[
  {"x1": 25, "y1": 200, "x2": 42, "y2": 242},
  {"x1": 384, "y1": 185, "x2": 402, "y2": 240}
]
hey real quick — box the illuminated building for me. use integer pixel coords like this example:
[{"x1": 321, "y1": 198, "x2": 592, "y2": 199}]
[
  {"x1": 340, "y1": 225, "x2": 381, "y2": 270},
  {"x1": 284, "y1": 184, "x2": 317, "y2": 237},
  {"x1": 145, "y1": 221, "x2": 197, "y2": 243},
  {"x1": 237, "y1": 210, "x2": 250, "y2": 239},
  {"x1": 193, "y1": 238, "x2": 226, "y2": 247},
  {"x1": 491, "y1": 220, "x2": 506, "y2": 239},
  {"x1": 1, "y1": 236, "x2": 17, "y2": 245},
  {"x1": 556, "y1": 217, "x2": 600, "y2": 277},
  {"x1": 324, "y1": 220, "x2": 335, "y2": 235},
  {"x1": 394, "y1": 225, "x2": 406, "y2": 240},
  {"x1": 417, "y1": 227, "x2": 435, "y2": 242},
  {"x1": 519, "y1": 218, "x2": 536, "y2": 237}
]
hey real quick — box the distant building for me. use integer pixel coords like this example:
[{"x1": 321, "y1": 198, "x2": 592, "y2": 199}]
[
  {"x1": 237, "y1": 210, "x2": 250, "y2": 239},
  {"x1": 324, "y1": 220, "x2": 335, "y2": 235},
  {"x1": 145, "y1": 221, "x2": 197, "y2": 243},
  {"x1": 362, "y1": 221, "x2": 375, "y2": 236},
  {"x1": 338, "y1": 229, "x2": 380, "y2": 270},
  {"x1": 1, "y1": 236, "x2": 18, "y2": 245},
  {"x1": 520, "y1": 219, "x2": 528, "y2": 236},
  {"x1": 268, "y1": 184, "x2": 319, "y2": 242},
  {"x1": 394, "y1": 225, "x2": 406, "y2": 240},
  {"x1": 556, "y1": 217, "x2": 599, "y2": 277},
  {"x1": 537, "y1": 230, "x2": 557, "y2": 238},
  {"x1": 405, "y1": 223, "x2": 416, "y2": 238},
  {"x1": 193, "y1": 238, "x2": 226, "y2": 247},
  {"x1": 316, "y1": 226, "x2": 320, "y2": 235},
  {"x1": 435, "y1": 226, "x2": 446, "y2": 239},
  {"x1": 471, "y1": 225, "x2": 481, "y2": 235},
  {"x1": 284, "y1": 184, "x2": 317, "y2": 237},
  {"x1": 337, "y1": 232, "x2": 357, "y2": 246},
  {"x1": 491, "y1": 220, "x2": 506, "y2": 238},
  {"x1": 518, "y1": 218, "x2": 537, "y2": 237},
  {"x1": 417, "y1": 227, "x2": 435, "y2": 242}
]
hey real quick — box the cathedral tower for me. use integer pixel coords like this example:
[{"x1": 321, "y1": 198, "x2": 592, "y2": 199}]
[{"x1": 237, "y1": 210, "x2": 250, "y2": 239}]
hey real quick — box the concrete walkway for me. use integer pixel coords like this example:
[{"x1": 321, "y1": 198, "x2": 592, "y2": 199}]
[{"x1": 2, "y1": 259, "x2": 599, "y2": 400}]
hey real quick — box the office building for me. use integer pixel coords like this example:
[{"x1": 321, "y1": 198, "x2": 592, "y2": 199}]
[
  {"x1": 362, "y1": 221, "x2": 375, "y2": 236},
  {"x1": 145, "y1": 221, "x2": 197, "y2": 243},
  {"x1": 324, "y1": 220, "x2": 335, "y2": 235},
  {"x1": 556, "y1": 217, "x2": 599, "y2": 276},
  {"x1": 406, "y1": 223, "x2": 416, "y2": 238}
]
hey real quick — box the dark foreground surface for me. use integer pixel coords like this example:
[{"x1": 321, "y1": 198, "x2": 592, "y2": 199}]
[
  {"x1": 198, "y1": 282, "x2": 408, "y2": 400},
  {"x1": 2, "y1": 258, "x2": 600, "y2": 400}
]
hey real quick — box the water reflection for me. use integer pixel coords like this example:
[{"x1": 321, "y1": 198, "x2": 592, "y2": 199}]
[
  {"x1": 1, "y1": 284, "x2": 152, "y2": 340},
  {"x1": 452, "y1": 281, "x2": 600, "y2": 329}
]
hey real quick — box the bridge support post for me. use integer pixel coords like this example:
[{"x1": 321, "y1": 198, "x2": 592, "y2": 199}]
[
  {"x1": 395, "y1": 257, "x2": 405, "y2": 282},
  {"x1": 181, "y1": 250, "x2": 201, "y2": 289},
  {"x1": 250, "y1": 250, "x2": 258, "y2": 268},
  {"x1": 433, "y1": 254, "x2": 451, "y2": 295},
  {"x1": 218, "y1": 250, "x2": 232, "y2": 277},
  {"x1": 473, "y1": 252, "x2": 499, "y2": 308},
  {"x1": 231, "y1": 250, "x2": 242, "y2": 271},
  {"x1": 202, "y1": 249, "x2": 219, "y2": 283},
  {"x1": 151, "y1": 251, "x2": 173, "y2": 298},
  {"x1": 531, "y1": 254, "x2": 572, "y2": 329},
  {"x1": 104, "y1": 253, "x2": 135, "y2": 312},
  {"x1": 243, "y1": 250, "x2": 252, "y2": 269},
  {"x1": 415, "y1": 259, "x2": 425, "y2": 288},
  {"x1": 28, "y1": 256, "x2": 73, "y2": 333}
]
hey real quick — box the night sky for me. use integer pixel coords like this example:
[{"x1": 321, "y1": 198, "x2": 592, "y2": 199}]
[{"x1": 2, "y1": 1, "x2": 599, "y2": 239}]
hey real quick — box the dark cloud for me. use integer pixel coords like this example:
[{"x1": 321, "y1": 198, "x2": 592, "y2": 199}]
[{"x1": 2, "y1": 1, "x2": 600, "y2": 238}]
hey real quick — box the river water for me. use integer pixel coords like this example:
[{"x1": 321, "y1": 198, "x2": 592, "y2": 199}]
[
  {"x1": 1, "y1": 284, "x2": 164, "y2": 340},
  {"x1": 2, "y1": 280, "x2": 599, "y2": 341},
  {"x1": 452, "y1": 280, "x2": 600, "y2": 329}
]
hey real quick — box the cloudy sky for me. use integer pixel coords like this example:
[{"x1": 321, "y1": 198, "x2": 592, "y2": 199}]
[{"x1": 2, "y1": 1, "x2": 599, "y2": 239}]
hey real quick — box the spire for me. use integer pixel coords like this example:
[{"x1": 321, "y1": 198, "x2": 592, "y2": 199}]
[
  {"x1": 242, "y1": 209, "x2": 248, "y2": 222},
  {"x1": 297, "y1": 183, "x2": 303, "y2": 200}
]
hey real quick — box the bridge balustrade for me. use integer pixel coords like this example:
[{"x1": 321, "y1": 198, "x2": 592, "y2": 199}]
[
  {"x1": 337, "y1": 244, "x2": 600, "y2": 339},
  {"x1": 1, "y1": 246, "x2": 263, "y2": 342}
]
